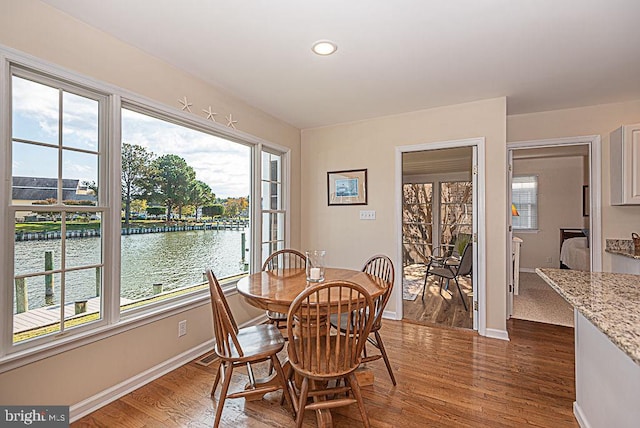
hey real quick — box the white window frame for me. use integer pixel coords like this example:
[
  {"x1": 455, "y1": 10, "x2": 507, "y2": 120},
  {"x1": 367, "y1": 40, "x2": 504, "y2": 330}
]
[
  {"x1": 8, "y1": 65, "x2": 111, "y2": 353},
  {"x1": 0, "y1": 47, "x2": 290, "y2": 372},
  {"x1": 512, "y1": 175, "x2": 539, "y2": 231}
]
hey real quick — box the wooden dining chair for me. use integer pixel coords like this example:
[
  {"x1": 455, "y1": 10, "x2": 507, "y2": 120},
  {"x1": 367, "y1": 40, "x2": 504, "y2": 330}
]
[
  {"x1": 286, "y1": 280, "x2": 375, "y2": 428},
  {"x1": 360, "y1": 255, "x2": 397, "y2": 385},
  {"x1": 206, "y1": 270, "x2": 293, "y2": 427},
  {"x1": 262, "y1": 249, "x2": 307, "y2": 329}
]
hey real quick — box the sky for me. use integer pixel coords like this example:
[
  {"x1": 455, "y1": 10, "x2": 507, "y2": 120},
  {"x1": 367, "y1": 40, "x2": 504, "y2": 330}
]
[{"x1": 11, "y1": 75, "x2": 250, "y2": 199}]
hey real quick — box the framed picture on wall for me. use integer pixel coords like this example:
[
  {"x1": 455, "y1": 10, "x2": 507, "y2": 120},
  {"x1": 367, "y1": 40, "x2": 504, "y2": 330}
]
[
  {"x1": 582, "y1": 185, "x2": 590, "y2": 217},
  {"x1": 327, "y1": 169, "x2": 368, "y2": 205}
]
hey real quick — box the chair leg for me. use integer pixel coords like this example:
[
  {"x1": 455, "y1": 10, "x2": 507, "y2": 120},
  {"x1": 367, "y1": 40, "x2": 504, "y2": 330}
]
[
  {"x1": 295, "y1": 377, "x2": 310, "y2": 428},
  {"x1": 211, "y1": 362, "x2": 222, "y2": 397},
  {"x1": 421, "y1": 272, "x2": 430, "y2": 301},
  {"x1": 346, "y1": 373, "x2": 370, "y2": 428},
  {"x1": 454, "y1": 277, "x2": 468, "y2": 311},
  {"x1": 271, "y1": 354, "x2": 295, "y2": 419},
  {"x1": 374, "y1": 330, "x2": 397, "y2": 386},
  {"x1": 213, "y1": 362, "x2": 234, "y2": 428}
]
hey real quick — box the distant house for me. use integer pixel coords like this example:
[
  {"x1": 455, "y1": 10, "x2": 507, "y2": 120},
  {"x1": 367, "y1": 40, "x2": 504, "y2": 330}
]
[{"x1": 12, "y1": 176, "x2": 96, "y2": 205}]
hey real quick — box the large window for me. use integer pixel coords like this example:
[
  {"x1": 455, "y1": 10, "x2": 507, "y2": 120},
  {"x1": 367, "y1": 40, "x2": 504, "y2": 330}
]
[
  {"x1": 512, "y1": 175, "x2": 538, "y2": 230},
  {"x1": 10, "y1": 69, "x2": 106, "y2": 344},
  {"x1": 119, "y1": 108, "x2": 251, "y2": 313},
  {"x1": 2, "y1": 58, "x2": 288, "y2": 359}
]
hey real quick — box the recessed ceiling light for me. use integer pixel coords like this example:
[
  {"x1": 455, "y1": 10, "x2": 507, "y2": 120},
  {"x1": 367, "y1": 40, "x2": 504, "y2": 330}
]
[{"x1": 312, "y1": 40, "x2": 338, "y2": 56}]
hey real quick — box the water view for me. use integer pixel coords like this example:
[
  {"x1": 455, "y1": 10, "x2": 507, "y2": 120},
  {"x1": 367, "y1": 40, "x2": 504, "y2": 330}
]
[{"x1": 14, "y1": 228, "x2": 249, "y2": 311}]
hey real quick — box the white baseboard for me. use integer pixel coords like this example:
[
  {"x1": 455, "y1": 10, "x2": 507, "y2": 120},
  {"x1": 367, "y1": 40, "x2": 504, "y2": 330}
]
[
  {"x1": 520, "y1": 267, "x2": 536, "y2": 273},
  {"x1": 573, "y1": 401, "x2": 591, "y2": 428},
  {"x1": 69, "y1": 313, "x2": 267, "y2": 422},
  {"x1": 484, "y1": 328, "x2": 510, "y2": 341},
  {"x1": 382, "y1": 309, "x2": 400, "y2": 321},
  {"x1": 70, "y1": 339, "x2": 215, "y2": 422}
]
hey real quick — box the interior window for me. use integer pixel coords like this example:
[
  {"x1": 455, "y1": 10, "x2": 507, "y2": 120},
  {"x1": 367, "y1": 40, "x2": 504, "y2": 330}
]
[{"x1": 512, "y1": 175, "x2": 538, "y2": 230}]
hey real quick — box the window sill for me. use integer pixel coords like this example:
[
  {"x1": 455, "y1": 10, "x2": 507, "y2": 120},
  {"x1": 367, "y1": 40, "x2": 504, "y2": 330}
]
[
  {"x1": 0, "y1": 277, "x2": 242, "y2": 374},
  {"x1": 513, "y1": 229, "x2": 540, "y2": 234}
]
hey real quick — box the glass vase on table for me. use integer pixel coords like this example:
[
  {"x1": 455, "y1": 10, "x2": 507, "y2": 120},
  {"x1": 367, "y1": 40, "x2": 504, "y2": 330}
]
[{"x1": 305, "y1": 250, "x2": 326, "y2": 282}]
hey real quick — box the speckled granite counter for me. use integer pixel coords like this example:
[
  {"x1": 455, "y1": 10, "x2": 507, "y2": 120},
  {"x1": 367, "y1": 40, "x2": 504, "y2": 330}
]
[
  {"x1": 535, "y1": 268, "x2": 640, "y2": 365},
  {"x1": 605, "y1": 239, "x2": 640, "y2": 260}
]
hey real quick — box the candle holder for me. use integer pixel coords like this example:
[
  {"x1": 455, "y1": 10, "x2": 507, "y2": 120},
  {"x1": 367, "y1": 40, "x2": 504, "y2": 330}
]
[{"x1": 305, "y1": 250, "x2": 326, "y2": 282}]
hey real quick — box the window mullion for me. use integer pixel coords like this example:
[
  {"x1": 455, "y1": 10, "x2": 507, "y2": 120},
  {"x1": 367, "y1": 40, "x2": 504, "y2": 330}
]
[
  {"x1": 0, "y1": 54, "x2": 11, "y2": 357},
  {"x1": 105, "y1": 94, "x2": 121, "y2": 324}
]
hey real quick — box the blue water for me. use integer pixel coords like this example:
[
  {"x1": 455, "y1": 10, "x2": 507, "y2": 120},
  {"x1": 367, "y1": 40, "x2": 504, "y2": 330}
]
[{"x1": 13, "y1": 229, "x2": 250, "y2": 310}]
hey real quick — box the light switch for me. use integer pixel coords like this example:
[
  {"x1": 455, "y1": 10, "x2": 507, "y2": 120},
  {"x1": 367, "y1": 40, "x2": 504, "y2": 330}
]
[{"x1": 359, "y1": 210, "x2": 376, "y2": 220}]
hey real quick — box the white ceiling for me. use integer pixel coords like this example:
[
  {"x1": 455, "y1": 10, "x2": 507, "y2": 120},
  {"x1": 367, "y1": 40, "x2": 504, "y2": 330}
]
[{"x1": 42, "y1": 0, "x2": 640, "y2": 129}]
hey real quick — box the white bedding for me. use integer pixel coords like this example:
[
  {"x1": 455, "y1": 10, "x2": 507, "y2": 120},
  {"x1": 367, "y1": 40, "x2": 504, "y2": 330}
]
[{"x1": 560, "y1": 237, "x2": 590, "y2": 271}]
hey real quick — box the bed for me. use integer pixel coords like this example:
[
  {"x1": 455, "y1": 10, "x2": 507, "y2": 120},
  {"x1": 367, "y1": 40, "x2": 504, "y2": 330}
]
[{"x1": 560, "y1": 228, "x2": 590, "y2": 271}]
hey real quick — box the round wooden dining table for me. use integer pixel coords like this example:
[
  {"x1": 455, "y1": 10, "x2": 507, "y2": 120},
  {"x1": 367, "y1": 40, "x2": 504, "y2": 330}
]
[
  {"x1": 236, "y1": 267, "x2": 389, "y2": 427},
  {"x1": 237, "y1": 267, "x2": 388, "y2": 314}
]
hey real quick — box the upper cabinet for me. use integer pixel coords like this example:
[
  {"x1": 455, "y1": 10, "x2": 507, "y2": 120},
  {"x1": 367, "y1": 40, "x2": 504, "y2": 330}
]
[{"x1": 610, "y1": 123, "x2": 640, "y2": 205}]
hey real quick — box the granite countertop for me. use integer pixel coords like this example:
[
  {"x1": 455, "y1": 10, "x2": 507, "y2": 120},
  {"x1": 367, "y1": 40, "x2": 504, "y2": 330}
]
[
  {"x1": 605, "y1": 239, "x2": 640, "y2": 260},
  {"x1": 536, "y1": 268, "x2": 640, "y2": 365}
]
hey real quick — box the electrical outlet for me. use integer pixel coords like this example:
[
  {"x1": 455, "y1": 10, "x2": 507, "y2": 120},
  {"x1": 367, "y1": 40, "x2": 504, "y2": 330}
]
[
  {"x1": 178, "y1": 320, "x2": 187, "y2": 337},
  {"x1": 545, "y1": 257, "x2": 553, "y2": 263},
  {"x1": 359, "y1": 210, "x2": 376, "y2": 220}
]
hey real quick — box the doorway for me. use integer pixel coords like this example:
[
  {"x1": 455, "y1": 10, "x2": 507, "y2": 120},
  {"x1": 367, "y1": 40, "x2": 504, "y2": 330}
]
[
  {"x1": 506, "y1": 136, "x2": 602, "y2": 326},
  {"x1": 395, "y1": 139, "x2": 485, "y2": 332}
]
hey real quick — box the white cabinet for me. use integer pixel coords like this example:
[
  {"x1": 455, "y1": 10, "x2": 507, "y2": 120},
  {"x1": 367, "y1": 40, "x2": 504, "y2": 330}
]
[
  {"x1": 610, "y1": 253, "x2": 640, "y2": 274},
  {"x1": 610, "y1": 123, "x2": 640, "y2": 205}
]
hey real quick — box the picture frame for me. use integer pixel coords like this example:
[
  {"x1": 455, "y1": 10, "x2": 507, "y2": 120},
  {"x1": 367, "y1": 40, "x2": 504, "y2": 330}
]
[
  {"x1": 327, "y1": 169, "x2": 368, "y2": 206},
  {"x1": 582, "y1": 185, "x2": 590, "y2": 217}
]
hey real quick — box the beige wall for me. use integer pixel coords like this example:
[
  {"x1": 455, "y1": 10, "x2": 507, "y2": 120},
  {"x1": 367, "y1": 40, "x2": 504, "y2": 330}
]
[
  {"x1": 0, "y1": 0, "x2": 298, "y2": 409},
  {"x1": 513, "y1": 156, "x2": 585, "y2": 270},
  {"x1": 508, "y1": 99, "x2": 640, "y2": 271},
  {"x1": 300, "y1": 97, "x2": 508, "y2": 332}
]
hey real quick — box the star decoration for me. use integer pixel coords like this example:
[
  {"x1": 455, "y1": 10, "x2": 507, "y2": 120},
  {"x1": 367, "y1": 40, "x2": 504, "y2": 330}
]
[
  {"x1": 202, "y1": 106, "x2": 217, "y2": 121},
  {"x1": 226, "y1": 114, "x2": 238, "y2": 129},
  {"x1": 178, "y1": 96, "x2": 192, "y2": 113}
]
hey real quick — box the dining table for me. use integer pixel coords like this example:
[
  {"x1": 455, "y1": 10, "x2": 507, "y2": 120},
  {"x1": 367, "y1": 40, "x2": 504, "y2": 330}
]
[{"x1": 236, "y1": 267, "x2": 389, "y2": 427}]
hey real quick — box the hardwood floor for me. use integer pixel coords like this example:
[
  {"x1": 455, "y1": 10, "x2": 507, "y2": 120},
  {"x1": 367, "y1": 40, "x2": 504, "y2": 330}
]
[
  {"x1": 403, "y1": 267, "x2": 473, "y2": 329},
  {"x1": 72, "y1": 319, "x2": 577, "y2": 427}
]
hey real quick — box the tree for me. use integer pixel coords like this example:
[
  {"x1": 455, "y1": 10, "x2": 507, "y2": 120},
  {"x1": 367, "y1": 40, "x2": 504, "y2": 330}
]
[
  {"x1": 121, "y1": 143, "x2": 154, "y2": 228},
  {"x1": 188, "y1": 180, "x2": 214, "y2": 221},
  {"x1": 146, "y1": 206, "x2": 164, "y2": 217},
  {"x1": 151, "y1": 154, "x2": 196, "y2": 221},
  {"x1": 223, "y1": 197, "x2": 249, "y2": 218},
  {"x1": 202, "y1": 204, "x2": 224, "y2": 218}
]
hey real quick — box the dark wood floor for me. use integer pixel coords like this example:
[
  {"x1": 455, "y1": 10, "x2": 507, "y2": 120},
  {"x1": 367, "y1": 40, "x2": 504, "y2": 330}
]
[
  {"x1": 403, "y1": 273, "x2": 473, "y2": 329},
  {"x1": 72, "y1": 319, "x2": 577, "y2": 427}
]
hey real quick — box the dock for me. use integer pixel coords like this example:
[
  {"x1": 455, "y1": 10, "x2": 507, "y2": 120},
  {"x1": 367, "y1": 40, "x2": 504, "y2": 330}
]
[{"x1": 13, "y1": 296, "x2": 133, "y2": 333}]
